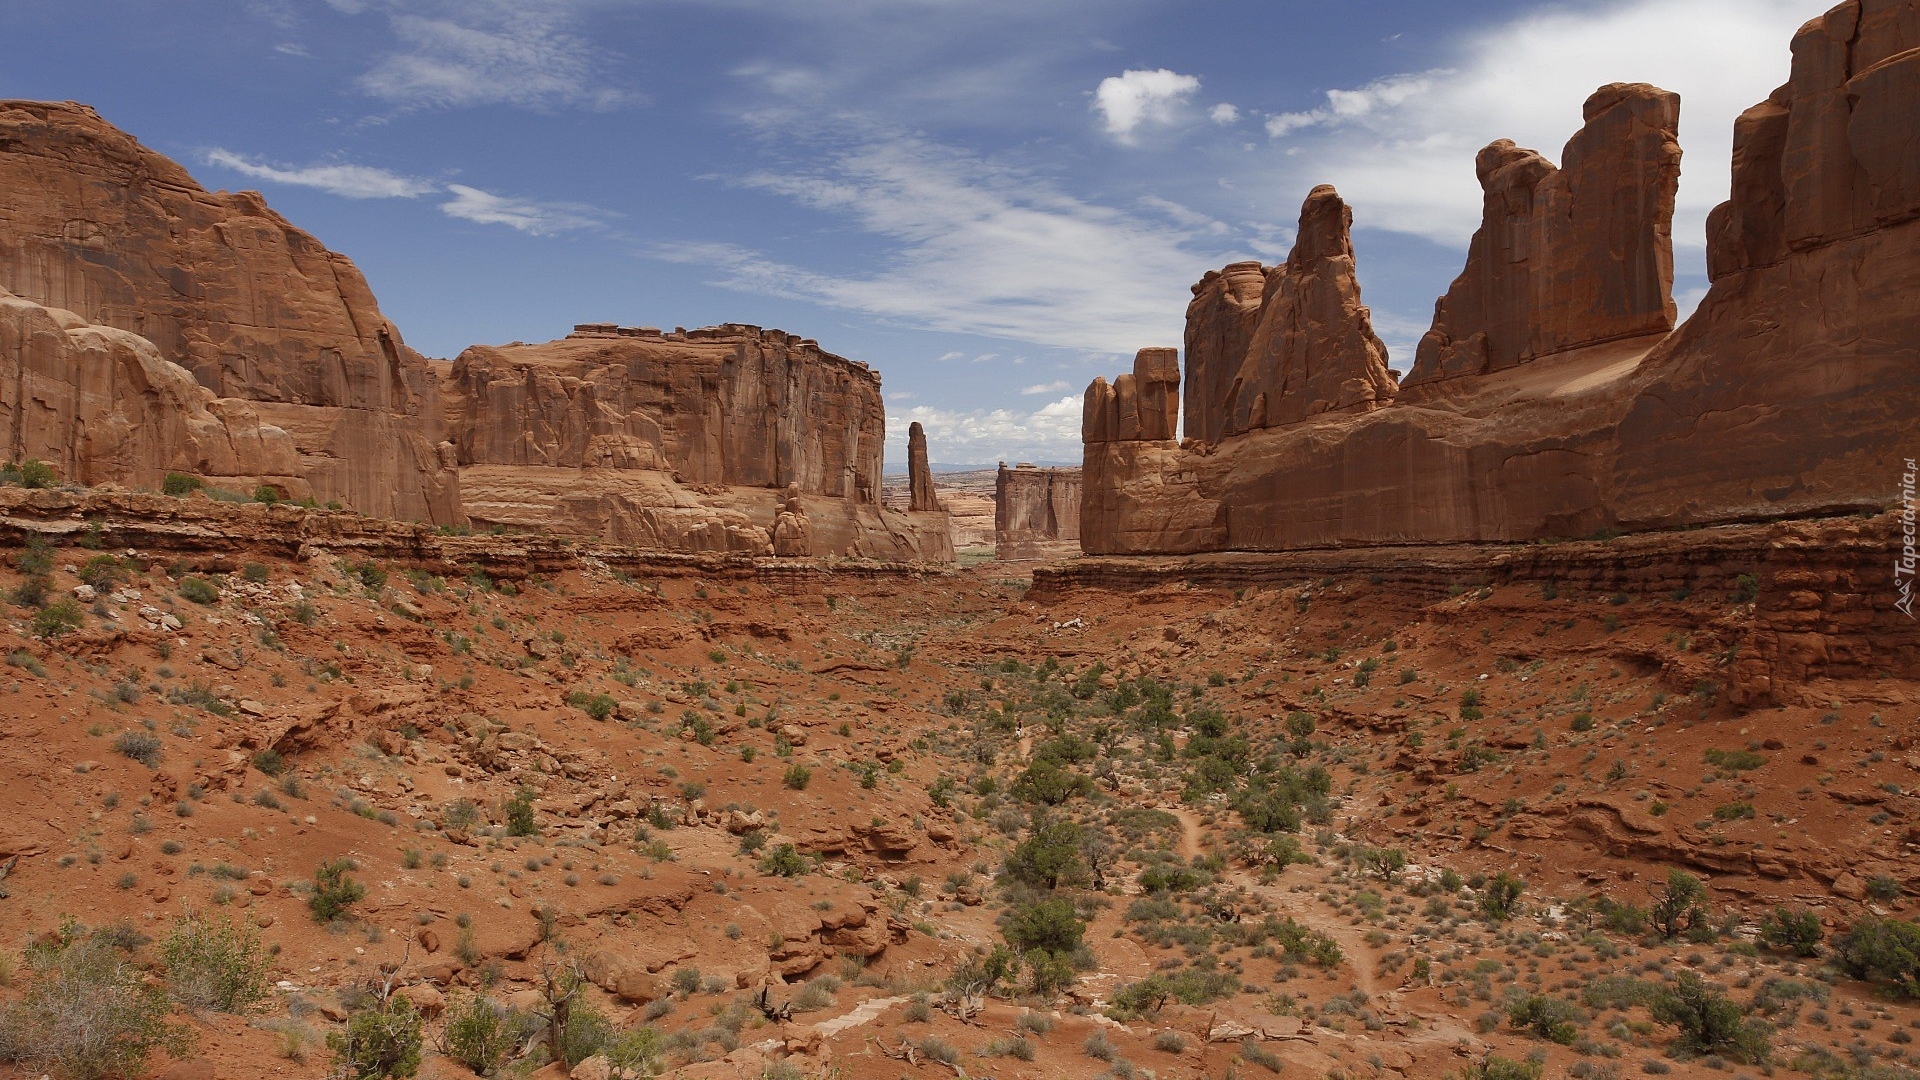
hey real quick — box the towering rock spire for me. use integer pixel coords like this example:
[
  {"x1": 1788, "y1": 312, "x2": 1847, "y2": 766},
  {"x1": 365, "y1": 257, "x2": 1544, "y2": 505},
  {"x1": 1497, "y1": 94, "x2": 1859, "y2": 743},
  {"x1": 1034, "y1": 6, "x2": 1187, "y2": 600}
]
[
  {"x1": 1224, "y1": 185, "x2": 1395, "y2": 434},
  {"x1": 1405, "y1": 82, "x2": 1682, "y2": 388},
  {"x1": 907, "y1": 420, "x2": 940, "y2": 511}
]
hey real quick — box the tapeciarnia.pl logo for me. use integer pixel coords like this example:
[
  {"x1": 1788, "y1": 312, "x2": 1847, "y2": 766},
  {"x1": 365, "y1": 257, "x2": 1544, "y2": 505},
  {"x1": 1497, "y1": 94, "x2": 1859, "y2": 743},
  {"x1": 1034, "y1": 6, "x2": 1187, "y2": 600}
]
[{"x1": 1899, "y1": 457, "x2": 1917, "y2": 619}]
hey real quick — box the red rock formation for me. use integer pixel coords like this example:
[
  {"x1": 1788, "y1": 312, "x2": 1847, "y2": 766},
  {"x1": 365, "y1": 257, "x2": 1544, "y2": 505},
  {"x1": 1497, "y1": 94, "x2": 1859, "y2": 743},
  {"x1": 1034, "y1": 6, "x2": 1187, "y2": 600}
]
[
  {"x1": 0, "y1": 287, "x2": 302, "y2": 492},
  {"x1": 1404, "y1": 83, "x2": 1682, "y2": 388},
  {"x1": 0, "y1": 100, "x2": 459, "y2": 523},
  {"x1": 994, "y1": 463, "x2": 1080, "y2": 560},
  {"x1": 1224, "y1": 185, "x2": 1395, "y2": 434},
  {"x1": 907, "y1": 422, "x2": 939, "y2": 512},
  {"x1": 1182, "y1": 262, "x2": 1266, "y2": 447},
  {"x1": 445, "y1": 324, "x2": 951, "y2": 560},
  {"x1": 1084, "y1": 349, "x2": 1180, "y2": 444},
  {"x1": 1080, "y1": 1, "x2": 1917, "y2": 556}
]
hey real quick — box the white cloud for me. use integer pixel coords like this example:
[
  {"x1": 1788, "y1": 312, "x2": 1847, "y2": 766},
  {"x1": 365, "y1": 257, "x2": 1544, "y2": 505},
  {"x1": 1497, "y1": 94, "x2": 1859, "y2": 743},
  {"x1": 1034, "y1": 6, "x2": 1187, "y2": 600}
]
[
  {"x1": 1251, "y1": 0, "x2": 1828, "y2": 250},
  {"x1": 1093, "y1": 68, "x2": 1201, "y2": 143},
  {"x1": 1020, "y1": 380, "x2": 1071, "y2": 395},
  {"x1": 439, "y1": 184, "x2": 610, "y2": 234},
  {"x1": 653, "y1": 130, "x2": 1241, "y2": 355},
  {"x1": 202, "y1": 149, "x2": 437, "y2": 198},
  {"x1": 1209, "y1": 103, "x2": 1240, "y2": 124},
  {"x1": 332, "y1": 1, "x2": 627, "y2": 112},
  {"x1": 885, "y1": 395, "x2": 1085, "y2": 465},
  {"x1": 936, "y1": 351, "x2": 965, "y2": 362}
]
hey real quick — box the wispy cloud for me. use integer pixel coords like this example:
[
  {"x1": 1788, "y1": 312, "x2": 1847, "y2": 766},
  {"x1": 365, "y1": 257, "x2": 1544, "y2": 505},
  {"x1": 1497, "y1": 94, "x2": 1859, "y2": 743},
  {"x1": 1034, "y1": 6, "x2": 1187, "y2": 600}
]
[
  {"x1": 440, "y1": 184, "x2": 611, "y2": 235},
  {"x1": 1093, "y1": 68, "x2": 1200, "y2": 143},
  {"x1": 1209, "y1": 103, "x2": 1240, "y2": 125},
  {"x1": 202, "y1": 149, "x2": 437, "y2": 198},
  {"x1": 1252, "y1": 0, "x2": 1827, "y2": 250},
  {"x1": 1020, "y1": 380, "x2": 1071, "y2": 395},
  {"x1": 327, "y1": 0, "x2": 628, "y2": 112},
  {"x1": 885, "y1": 395, "x2": 1084, "y2": 464},
  {"x1": 655, "y1": 129, "x2": 1241, "y2": 355}
]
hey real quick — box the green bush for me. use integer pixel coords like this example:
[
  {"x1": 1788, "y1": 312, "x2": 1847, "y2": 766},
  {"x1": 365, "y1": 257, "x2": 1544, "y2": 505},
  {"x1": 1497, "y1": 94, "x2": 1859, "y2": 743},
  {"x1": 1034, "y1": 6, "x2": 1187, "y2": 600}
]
[
  {"x1": 1649, "y1": 868, "x2": 1708, "y2": 940},
  {"x1": 252, "y1": 485, "x2": 279, "y2": 505},
  {"x1": 1002, "y1": 821, "x2": 1085, "y2": 891},
  {"x1": 503, "y1": 787, "x2": 538, "y2": 837},
  {"x1": 782, "y1": 763, "x2": 812, "y2": 790},
  {"x1": 9, "y1": 458, "x2": 57, "y2": 489},
  {"x1": 1649, "y1": 971, "x2": 1770, "y2": 1063},
  {"x1": 178, "y1": 577, "x2": 219, "y2": 605},
  {"x1": 1832, "y1": 917, "x2": 1920, "y2": 999},
  {"x1": 1003, "y1": 897, "x2": 1084, "y2": 955},
  {"x1": 1478, "y1": 871, "x2": 1525, "y2": 921},
  {"x1": 438, "y1": 992, "x2": 517, "y2": 1075},
  {"x1": 32, "y1": 599, "x2": 85, "y2": 639},
  {"x1": 1023, "y1": 950, "x2": 1077, "y2": 997},
  {"x1": 159, "y1": 910, "x2": 270, "y2": 1014},
  {"x1": 1010, "y1": 759, "x2": 1094, "y2": 805},
  {"x1": 1507, "y1": 993, "x2": 1584, "y2": 1044},
  {"x1": 604, "y1": 1026, "x2": 662, "y2": 1075},
  {"x1": 308, "y1": 859, "x2": 367, "y2": 922},
  {"x1": 1758, "y1": 907, "x2": 1824, "y2": 957},
  {"x1": 559, "y1": 1002, "x2": 612, "y2": 1068},
  {"x1": 567, "y1": 691, "x2": 617, "y2": 721},
  {"x1": 1468, "y1": 1057, "x2": 1543, "y2": 1080},
  {"x1": 251, "y1": 749, "x2": 286, "y2": 777},
  {"x1": 15, "y1": 537, "x2": 52, "y2": 576},
  {"x1": 78, "y1": 555, "x2": 126, "y2": 589},
  {"x1": 162, "y1": 472, "x2": 202, "y2": 497},
  {"x1": 0, "y1": 927, "x2": 194, "y2": 1080},
  {"x1": 759, "y1": 844, "x2": 810, "y2": 877},
  {"x1": 327, "y1": 994, "x2": 422, "y2": 1079},
  {"x1": 113, "y1": 730, "x2": 162, "y2": 767},
  {"x1": 241, "y1": 562, "x2": 269, "y2": 584}
]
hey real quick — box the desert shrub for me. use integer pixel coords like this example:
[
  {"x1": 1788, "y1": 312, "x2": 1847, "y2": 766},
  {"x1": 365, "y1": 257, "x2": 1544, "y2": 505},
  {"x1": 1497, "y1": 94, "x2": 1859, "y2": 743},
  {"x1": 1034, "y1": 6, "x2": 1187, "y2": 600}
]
[
  {"x1": 1023, "y1": 950, "x2": 1077, "y2": 997},
  {"x1": 567, "y1": 691, "x2": 617, "y2": 721},
  {"x1": 159, "y1": 910, "x2": 270, "y2": 1013},
  {"x1": 605, "y1": 1025, "x2": 661, "y2": 1074},
  {"x1": 759, "y1": 844, "x2": 810, "y2": 877},
  {"x1": 503, "y1": 787, "x2": 538, "y2": 837},
  {"x1": 1478, "y1": 871, "x2": 1525, "y2": 921},
  {"x1": 309, "y1": 859, "x2": 367, "y2": 922},
  {"x1": 6, "y1": 458, "x2": 57, "y2": 489},
  {"x1": 1832, "y1": 917, "x2": 1920, "y2": 999},
  {"x1": 0, "y1": 926, "x2": 193, "y2": 1080},
  {"x1": 327, "y1": 994, "x2": 423, "y2": 1079},
  {"x1": 162, "y1": 472, "x2": 202, "y2": 497},
  {"x1": 113, "y1": 730, "x2": 162, "y2": 767},
  {"x1": 1002, "y1": 821, "x2": 1085, "y2": 891},
  {"x1": 782, "y1": 763, "x2": 812, "y2": 790},
  {"x1": 1649, "y1": 971, "x2": 1770, "y2": 1063},
  {"x1": 1468, "y1": 1057, "x2": 1544, "y2": 1080},
  {"x1": 1759, "y1": 907, "x2": 1824, "y2": 957},
  {"x1": 437, "y1": 992, "x2": 516, "y2": 1075},
  {"x1": 1011, "y1": 759, "x2": 1094, "y2": 805},
  {"x1": 33, "y1": 599, "x2": 84, "y2": 638},
  {"x1": 241, "y1": 562, "x2": 269, "y2": 584},
  {"x1": 178, "y1": 577, "x2": 219, "y2": 605},
  {"x1": 1003, "y1": 897, "x2": 1084, "y2": 955},
  {"x1": 442, "y1": 798, "x2": 480, "y2": 832},
  {"x1": 78, "y1": 555, "x2": 126, "y2": 589},
  {"x1": 559, "y1": 1002, "x2": 612, "y2": 1067},
  {"x1": 1649, "y1": 868, "x2": 1708, "y2": 940},
  {"x1": 251, "y1": 749, "x2": 286, "y2": 777},
  {"x1": 1702, "y1": 748, "x2": 1765, "y2": 772},
  {"x1": 1508, "y1": 993, "x2": 1584, "y2": 1044}
]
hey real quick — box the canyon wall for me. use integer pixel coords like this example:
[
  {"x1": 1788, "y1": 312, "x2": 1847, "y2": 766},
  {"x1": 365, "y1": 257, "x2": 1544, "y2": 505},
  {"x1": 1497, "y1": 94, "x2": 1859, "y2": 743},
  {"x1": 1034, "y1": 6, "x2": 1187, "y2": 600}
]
[
  {"x1": 994, "y1": 463, "x2": 1080, "y2": 561},
  {"x1": 444, "y1": 324, "x2": 951, "y2": 561},
  {"x1": 0, "y1": 101, "x2": 950, "y2": 562},
  {"x1": 1082, "y1": 0, "x2": 1919, "y2": 556},
  {"x1": 0, "y1": 100, "x2": 459, "y2": 523}
]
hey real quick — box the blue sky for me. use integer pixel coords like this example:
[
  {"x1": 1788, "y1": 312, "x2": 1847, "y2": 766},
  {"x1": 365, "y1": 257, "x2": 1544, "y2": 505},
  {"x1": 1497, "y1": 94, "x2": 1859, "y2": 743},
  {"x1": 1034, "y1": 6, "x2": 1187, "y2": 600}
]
[{"x1": 6, "y1": 0, "x2": 1828, "y2": 468}]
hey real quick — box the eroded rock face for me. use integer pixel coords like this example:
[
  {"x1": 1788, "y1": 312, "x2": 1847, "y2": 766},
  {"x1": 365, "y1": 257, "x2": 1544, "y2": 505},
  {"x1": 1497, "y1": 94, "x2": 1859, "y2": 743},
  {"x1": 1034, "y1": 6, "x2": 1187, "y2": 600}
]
[
  {"x1": 907, "y1": 421, "x2": 939, "y2": 512},
  {"x1": 1084, "y1": 348, "x2": 1179, "y2": 444},
  {"x1": 446, "y1": 325, "x2": 951, "y2": 560},
  {"x1": 0, "y1": 100, "x2": 459, "y2": 523},
  {"x1": 1404, "y1": 83, "x2": 1682, "y2": 388},
  {"x1": 1183, "y1": 261, "x2": 1266, "y2": 448},
  {"x1": 1080, "y1": 2, "x2": 1917, "y2": 556},
  {"x1": 994, "y1": 463, "x2": 1080, "y2": 560},
  {"x1": 0, "y1": 287, "x2": 302, "y2": 492},
  {"x1": 1225, "y1": 185, "x2": 1395, "y2": 435}
]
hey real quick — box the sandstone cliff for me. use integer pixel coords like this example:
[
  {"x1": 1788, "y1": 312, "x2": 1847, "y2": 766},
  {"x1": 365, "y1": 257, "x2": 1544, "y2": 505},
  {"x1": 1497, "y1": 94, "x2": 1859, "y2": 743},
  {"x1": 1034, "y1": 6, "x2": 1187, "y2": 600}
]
[
  {"x1": 1182, "y1": 262, "x2": 1266, "y2": 448},
  {"x1": 0, "y1": 287, "x2": 302, "y2": 493},
  {"x1": 994, "y1": 463, "x2": 1080, "y2": 561},
  {"x1": 1404, "y1": 83, "x2": 1682, "y2": 388},
  {"x1": 444, "y1": 324, "x2": 951, "y2": 561},
  {"x1": 0, "y1": 100, "x2": 459, "y2": 523},
  {"x1": 1081, "y1": 0, "x2": 1918, "y2": 556}
]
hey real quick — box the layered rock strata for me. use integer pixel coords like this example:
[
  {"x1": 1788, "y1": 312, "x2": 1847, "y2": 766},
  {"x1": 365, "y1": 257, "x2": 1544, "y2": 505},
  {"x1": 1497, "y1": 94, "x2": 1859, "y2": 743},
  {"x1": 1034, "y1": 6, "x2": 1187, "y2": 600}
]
[
  {"x1": 0, "y1": 100, "x2": 459, "y2": 523},
  {"x1": 444, "y1": 325, "x2": 951, "y2": 560},
  {"x1": 1081, "y1": 0, "x2": 1919, "y2": 556},
  {"x1": 994, "y1": 463, "x2": 1080, "y2": 561}
]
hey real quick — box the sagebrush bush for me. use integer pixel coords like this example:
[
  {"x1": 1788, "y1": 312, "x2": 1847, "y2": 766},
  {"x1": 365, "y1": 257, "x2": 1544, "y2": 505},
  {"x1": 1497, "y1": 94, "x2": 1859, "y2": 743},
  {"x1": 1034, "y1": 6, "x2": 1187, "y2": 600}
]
[
  {"x1": 437, "y1": 992, "x2": 517, "y2": 1075},
  {"x1": 327, "y1": 995, "x2": 422, "y2": 1080},
  {"x1": 0, "y1": 926, "x2": 194, "y2": 1080},
  {"x1": 113, "y1": 730, "x2": 162, "y2": 767},
  {"x1": 309, "y1": 859, "x2": 367, "y2": 922},
  {"x1": 160, "y1": 909, "x2": 270, "y2": 1013},
  {"x1": 178, "y1": 577, "x2": 218, "y2": 605}
]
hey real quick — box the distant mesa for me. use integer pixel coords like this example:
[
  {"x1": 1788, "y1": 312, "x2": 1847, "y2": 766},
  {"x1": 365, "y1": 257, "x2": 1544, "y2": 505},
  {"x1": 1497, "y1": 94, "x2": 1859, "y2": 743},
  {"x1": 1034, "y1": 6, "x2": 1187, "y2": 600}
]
[
  {"x1": 994, "y1": 462, "x2": 1080, "y2": 562},
  {"x1": 0, "y1": 100, "x2": 950, "y2": 562},
  {"x1": 1080, "y1": 0, "x2": 1919, "y2": 556}
]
